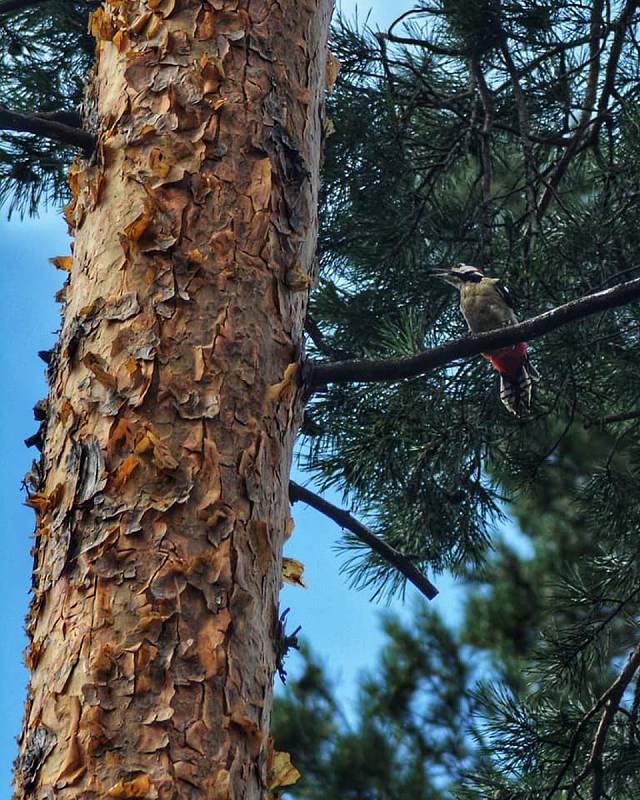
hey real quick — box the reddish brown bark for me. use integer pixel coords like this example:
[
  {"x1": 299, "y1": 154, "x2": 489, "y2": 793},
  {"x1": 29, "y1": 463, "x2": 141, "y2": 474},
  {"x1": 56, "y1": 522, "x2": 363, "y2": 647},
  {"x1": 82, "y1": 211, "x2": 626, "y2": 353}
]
[{"x1": 14, "y1": 1, "x2": 332, "y2": 797}]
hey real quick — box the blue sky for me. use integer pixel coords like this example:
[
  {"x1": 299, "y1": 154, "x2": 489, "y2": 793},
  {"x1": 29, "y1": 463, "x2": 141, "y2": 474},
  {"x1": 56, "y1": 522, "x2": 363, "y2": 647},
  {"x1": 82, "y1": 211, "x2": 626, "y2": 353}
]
[{"x1": 0, "y1": 1, "x2": 472, "y2": 794}]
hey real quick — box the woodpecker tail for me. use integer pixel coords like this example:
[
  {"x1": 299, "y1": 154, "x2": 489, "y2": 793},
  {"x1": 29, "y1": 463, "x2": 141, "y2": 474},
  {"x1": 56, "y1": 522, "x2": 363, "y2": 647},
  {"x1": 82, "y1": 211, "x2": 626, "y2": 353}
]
[{"x1": 498, "y1": 354, "x2": 540, "y2": 416}]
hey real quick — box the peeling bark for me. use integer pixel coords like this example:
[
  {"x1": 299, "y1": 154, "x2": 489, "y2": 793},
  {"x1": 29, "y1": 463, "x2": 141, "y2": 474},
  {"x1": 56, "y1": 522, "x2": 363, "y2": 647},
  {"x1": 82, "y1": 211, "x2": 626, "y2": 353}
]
[{"x1": 14, "y1": 1, "x2": 332, "y2": 797}]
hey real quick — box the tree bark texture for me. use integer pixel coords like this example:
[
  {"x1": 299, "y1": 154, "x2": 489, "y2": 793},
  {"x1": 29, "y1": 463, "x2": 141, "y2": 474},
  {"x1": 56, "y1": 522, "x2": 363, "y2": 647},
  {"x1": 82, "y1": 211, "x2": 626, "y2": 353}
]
[{"x1": 14, "y1": 0, "x2": 332, "y2": 797}]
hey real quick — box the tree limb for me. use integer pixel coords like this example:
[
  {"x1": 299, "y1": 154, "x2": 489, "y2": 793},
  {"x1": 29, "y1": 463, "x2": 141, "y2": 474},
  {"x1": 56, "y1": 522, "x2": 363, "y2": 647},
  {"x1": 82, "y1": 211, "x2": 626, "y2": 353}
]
[
  {"x1": 304, "y1": 313, "x2": 346, "y2": 360},
  {"x1": 589, "y1": 0, "x2": 640, "y2": 144},
  {"x1": 288, "y1": 480, "x2": 439, "y2": 601},
  {"x1": 380, "y1": 11, "x2": 463, "y2": 57},
  {"x1": 308, "y1": 277, "x2": 640, "y2": 391},
  {"x1": 0, "y1": 105, "x2": 95, "y2": 153},
  {"x1": 469, "y1": 55, "x2": 494, "y2": 253},
  {"x1": 498, "y1": 30, "x2": 539, "y2": 257},
  {"x1": 584, "y1": 409, "x2": 640, "y2": 428},
  {"x1": 538, "y1": 0, "x2": 605, "y2": 218},
  {"x1": 546, "y1": 640, "x2": 640, "y2": 799},
  {"x1": 378, "y1": 30, "x2": 463, "y2": 57},
  {"x1": 581, "y1": 642, "x2": 640, "y2": 798}
]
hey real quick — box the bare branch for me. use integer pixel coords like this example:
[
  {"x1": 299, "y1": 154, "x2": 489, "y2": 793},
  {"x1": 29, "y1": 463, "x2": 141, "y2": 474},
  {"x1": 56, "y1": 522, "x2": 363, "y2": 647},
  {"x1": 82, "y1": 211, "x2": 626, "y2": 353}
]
[
  {"x1": 590, "y1": 0, "x2": 640, "y2": 141},
  {"x1": 386, "y1": 7, "x2": 426, "y2": 36},
  {"x1": 304, "y1": 314, "x2": 346, "y2": 360},
  {"x1": 469, "y1": 55, "x2": 494, "y2": 254},
  {"x1": 308, "y1": 277, "x2": 640, "y2": 391},
  {"x1": 582, "y1": 642, "x2": 640, "y2": 797},
  {"x1": 490, "y1": 121, "x2": 573, "y2": 147},
  {"x1": 288, "y1": 480, "x2": 439, "y2": 601},
  {"x1": 378, "y1": 30, "x2": 464, "y2": 57},
  {"x1": 0, "y1": 105, "x2": 95, "y2": 153},
  {"x1": 584, "y1": 409, "x2": 640, "y2": 428},
  {"x1": 498, "y1": 31, "x2": 539, "y2": 257},
  {"x1": 538, "y1": 0, "x2": 605, "y2": 218},
  {"x1": 379, "y1": 11, "x2": 463, "y2": 57},
  {"x1": 546, "y1": 640, "x2": 640, "y2": 799}
]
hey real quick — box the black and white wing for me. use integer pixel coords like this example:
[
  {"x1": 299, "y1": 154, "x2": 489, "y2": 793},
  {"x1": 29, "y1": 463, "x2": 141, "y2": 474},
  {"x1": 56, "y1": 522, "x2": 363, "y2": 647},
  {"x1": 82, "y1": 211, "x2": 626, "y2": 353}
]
[{"x1": 492, "y1": 279, "x2": 516, "y2": 311}]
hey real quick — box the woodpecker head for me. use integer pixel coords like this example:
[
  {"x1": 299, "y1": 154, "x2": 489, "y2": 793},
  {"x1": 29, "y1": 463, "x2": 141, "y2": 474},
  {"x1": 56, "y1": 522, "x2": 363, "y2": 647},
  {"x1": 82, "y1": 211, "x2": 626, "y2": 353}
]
[{"x1": 433, "y1": 264, "x2": 484, "y2": 289}]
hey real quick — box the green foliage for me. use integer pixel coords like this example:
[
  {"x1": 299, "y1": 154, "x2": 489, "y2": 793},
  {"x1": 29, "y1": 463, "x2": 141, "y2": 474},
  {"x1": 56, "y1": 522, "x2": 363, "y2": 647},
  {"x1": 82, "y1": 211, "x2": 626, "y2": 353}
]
[
  {"x1": 0, "y1": 0, "x2": 95, "y2": 215},
  {"x1": 4, "y1": 0, "x2": 640, "y2": 795},
  {"x1": 304, "y1": 5, "x2": 640, "y2": 588},
  {"x1": 273, "y1": 608, "x2": 477, "y2": 799},
  {"x1": 297, "y1": 5, "x2": 640, "y2": 797},
  {"x1": 278, "y1": 430, "x2": 640, "y2": 799}
]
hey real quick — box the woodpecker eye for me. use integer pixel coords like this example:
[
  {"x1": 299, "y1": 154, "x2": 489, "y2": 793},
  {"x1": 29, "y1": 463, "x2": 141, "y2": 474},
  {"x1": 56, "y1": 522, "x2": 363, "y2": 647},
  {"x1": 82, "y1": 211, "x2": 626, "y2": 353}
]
[{"x1": 459, "y1": 270, "x2": 482, "y2": 283}]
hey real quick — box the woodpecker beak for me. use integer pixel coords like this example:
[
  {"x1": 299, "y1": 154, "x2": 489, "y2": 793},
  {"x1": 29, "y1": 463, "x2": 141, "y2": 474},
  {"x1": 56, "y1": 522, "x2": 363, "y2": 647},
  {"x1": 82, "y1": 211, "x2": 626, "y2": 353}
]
[{"x1": 432, "y1": 269, "x2": 459, "y2": 286}]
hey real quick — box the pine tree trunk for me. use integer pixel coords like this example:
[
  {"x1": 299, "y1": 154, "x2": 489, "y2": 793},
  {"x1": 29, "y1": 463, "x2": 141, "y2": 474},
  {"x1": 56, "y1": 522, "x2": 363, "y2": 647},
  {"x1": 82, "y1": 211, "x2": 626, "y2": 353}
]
[{"x1": 14, "y1": 1, "x2": 332, "y2": 797}]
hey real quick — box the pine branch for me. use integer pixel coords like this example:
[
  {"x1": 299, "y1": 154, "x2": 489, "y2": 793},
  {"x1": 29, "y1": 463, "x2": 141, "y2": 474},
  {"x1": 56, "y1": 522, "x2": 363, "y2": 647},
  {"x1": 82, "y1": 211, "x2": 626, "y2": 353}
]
[
  {"x1": 378, "y1": 8, "x2": 464, "y2": 57},
  {"x1": 498, "y1": 30, "x2": 539, "y2": 257},
  {"x1": 304, "y1": 314, "x2": 345, "y2": 360},
  {"x1": 288, "y1": 480, "x2": 439, "y2": 601},
  {"x1": 584, "y1": 409, "x2": 640, "y2": 427},
  {"x1": 538, "y1": 0, "x2": 605, "y2": 218},
  {"x1": 468, "y1": 55, "x2": 494, "y2": 252},
  {"x1": 308, "y1": 277, "x2": 640, "y2": 391},
  {"x1": 546, "y1": 641, "x2": 640, "y2": 799},
  {"x1": 590, "y1": 0, "x2": 640, "y2": 142},
  {"x1": 0, "y1": 105, "x2": 95, "y2": 152},
  {"x1": 377, "y1": 30, "x2": 463, "y2": 57}
]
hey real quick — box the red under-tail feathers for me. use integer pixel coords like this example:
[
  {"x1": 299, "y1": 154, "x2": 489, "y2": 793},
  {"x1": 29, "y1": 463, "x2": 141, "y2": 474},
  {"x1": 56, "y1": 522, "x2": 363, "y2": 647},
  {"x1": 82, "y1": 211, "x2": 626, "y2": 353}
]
[{"x1": 481, "y1": 342, "x2": 539, "y2": 416}]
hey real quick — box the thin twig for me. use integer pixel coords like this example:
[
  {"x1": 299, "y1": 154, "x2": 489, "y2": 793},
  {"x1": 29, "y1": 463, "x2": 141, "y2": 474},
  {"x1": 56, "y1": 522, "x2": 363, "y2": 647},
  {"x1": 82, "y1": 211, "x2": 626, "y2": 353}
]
[
  {"x1": 308, "y1": 277, "x2": 640, "y2": 391},
  {"x1": 538, "y1": 0, "x2": 606, "y2": 218},
  {"x1": 304, "y1": 314, "x2": 346, "y2": 360},
  {"x1": 469, "y1": 55, "x2": 494, "y2": 256},
  {"x1": 380, "y1": 11, "x2": 463, "y2": 57},
  {"x1": 0, "y1": 105, "x2": 95, "y2": 152},
  {"x1": 288, "y1": 480, "x2": 439, "y2": 601},
  {"x1": 498, "y1": 31, "x2": 539, "y2": 259},
  {"x1": 589, "y1": 0, "x2": 640, "y2": 144},
  {"x1": 378, "y1": 30, "x2": 463, "y2": 57}
]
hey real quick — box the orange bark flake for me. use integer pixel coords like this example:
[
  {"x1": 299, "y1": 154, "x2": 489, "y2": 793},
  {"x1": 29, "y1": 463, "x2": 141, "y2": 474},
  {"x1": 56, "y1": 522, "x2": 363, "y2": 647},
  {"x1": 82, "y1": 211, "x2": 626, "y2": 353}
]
[
  {"x1": 49, "y1": 255, "x2": 73, "y2": 272},
  {"x1": 326, "y1": 50, "x2": 341, "y2": 91},
  {"x1": 89, "y1": 6, "x2": 115, "y2": 40},
  {"x1": 265, "y1": 362, "x2": 299, "y2": 403},
  {"x1": 110, "y1": 453, "x2": 141, "y2": 489},
  {"x1": 107, "y1": 775, "x2": 151, "y2": 798},
  {"x1": 82, "y1": 352, "x2": 118, "y2": 388},
  {"x1": 15, "y1": 0, "x2": 333, "y2": 797},
  {"x1": 24, "y1": 493, "x2": 50, "y2": 515},
  {"x1": 107, "y1": 416, "x2": 135, "y2": 458},
  {"x1": 267, "y1": 740, "x2": 301, "y2": 791},
  {"x1": 111, "y1": 28, "x2": 127, "y2": 51},
  {"x1": 282, "y1": 557, "x2": 306, "y2": 588}
]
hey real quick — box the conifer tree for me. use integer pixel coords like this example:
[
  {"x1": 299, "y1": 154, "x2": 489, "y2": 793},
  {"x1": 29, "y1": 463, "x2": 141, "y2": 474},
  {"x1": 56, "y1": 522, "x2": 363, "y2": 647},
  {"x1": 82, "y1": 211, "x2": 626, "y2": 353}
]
[
  {"x1": 275, "y1": 429, "x2": 628, "y2": 798},
  {"x1": 3, "y1": 0, "x2": 333, "y2": 797},
  {"x1": 273, "y1": 610, "x2": 476, "y2": 800},
  {"x1": 294, "y1": 5, "x2": 640, "y2": 797},
  {"x1": 5, "y1": 1, "x2": 640, "y2": 798}
]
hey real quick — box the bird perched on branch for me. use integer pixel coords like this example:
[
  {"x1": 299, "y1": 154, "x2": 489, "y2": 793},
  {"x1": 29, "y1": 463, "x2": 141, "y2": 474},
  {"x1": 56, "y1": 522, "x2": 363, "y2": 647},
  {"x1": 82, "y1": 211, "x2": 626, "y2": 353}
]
[{"x1": 434, "y1": 264, "x2": 539, "y2": 415}]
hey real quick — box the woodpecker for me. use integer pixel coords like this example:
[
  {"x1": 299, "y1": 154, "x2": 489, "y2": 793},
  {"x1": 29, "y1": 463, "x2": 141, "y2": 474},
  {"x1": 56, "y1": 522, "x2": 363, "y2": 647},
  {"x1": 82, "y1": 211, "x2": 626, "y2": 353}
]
[{"x1": 434, "y1": 264, "x2": 539, "y2": 415}]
